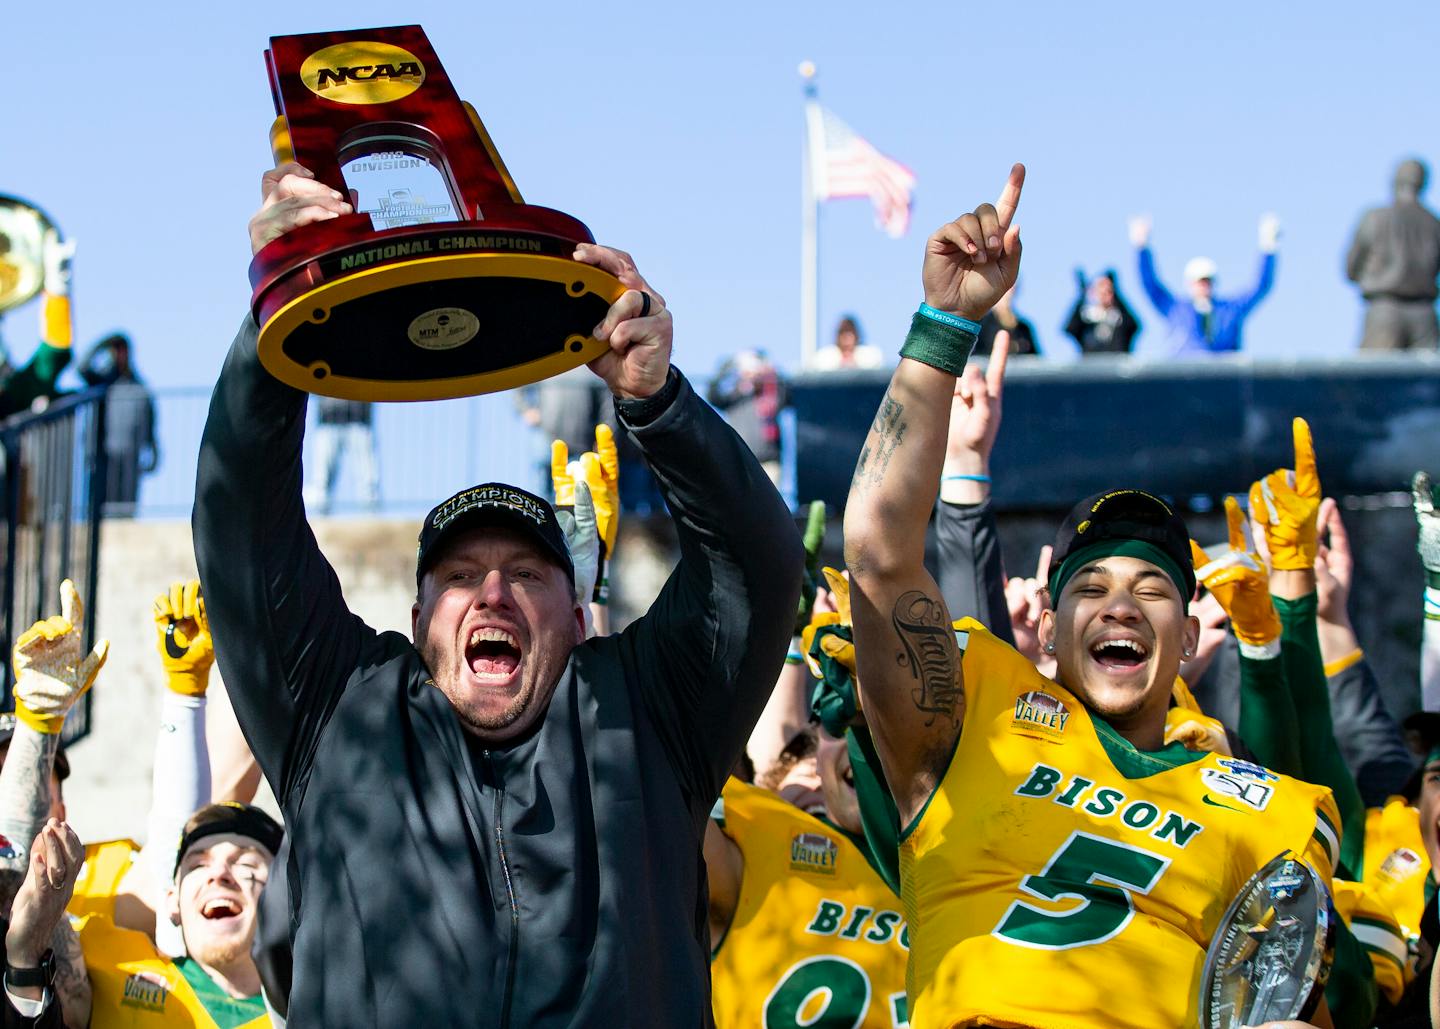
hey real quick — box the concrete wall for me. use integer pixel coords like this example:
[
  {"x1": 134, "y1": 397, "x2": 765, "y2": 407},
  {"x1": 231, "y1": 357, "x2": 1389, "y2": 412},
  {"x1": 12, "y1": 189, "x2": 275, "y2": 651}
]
[{"x1": 64, "y1": 514, "x2": 674, "y2": 844}]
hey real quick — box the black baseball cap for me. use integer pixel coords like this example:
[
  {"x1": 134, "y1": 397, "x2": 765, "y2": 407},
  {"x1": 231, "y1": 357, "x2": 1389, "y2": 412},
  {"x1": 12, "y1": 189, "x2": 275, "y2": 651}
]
[
  {"x1": 417, "y1": 482, "x2": 574, "y2": 587},
  {"x1": 173, "y1": 802, "x2": 284, "y2": 879},
  {"x1": 1048, "y1": 489, "x2": 1196, "y2": 602},
  {"x1": 0, "y1": 713, "x2": 69, "y2": 781},
  {"x1": 1400, "y1": 711, "x2": 1440, "y2": 800}
]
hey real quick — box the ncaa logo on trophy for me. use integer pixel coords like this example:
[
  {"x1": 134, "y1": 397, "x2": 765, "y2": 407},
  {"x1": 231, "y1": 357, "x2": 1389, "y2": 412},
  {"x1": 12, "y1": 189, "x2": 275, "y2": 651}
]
[{"x1": 250, "y1": 25, "x2": 625, "y2": 401}]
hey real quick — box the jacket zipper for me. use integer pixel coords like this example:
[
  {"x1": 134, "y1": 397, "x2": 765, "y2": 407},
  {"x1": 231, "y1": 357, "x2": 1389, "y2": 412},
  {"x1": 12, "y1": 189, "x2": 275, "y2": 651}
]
[{"x1": 484, "y1": 749, "x2": 519, "y2": 1029}]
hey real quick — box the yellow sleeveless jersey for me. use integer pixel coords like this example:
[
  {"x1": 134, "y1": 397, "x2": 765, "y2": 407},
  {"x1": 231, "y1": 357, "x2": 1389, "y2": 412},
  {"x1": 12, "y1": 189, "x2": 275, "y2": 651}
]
[
  {"x1": 69, "y1": 838, "x2": 141, "y2": 922},
  {"x1": 77, "y1": 914, "x2": 269, "y2": 1028},
  {"x1": 712, "y1": 779, "x2": 910, "y2": 1029},
  {"x1": 1362, "y1": 796, "x2": 1430, "y2": 946},
  {"x1": 1332, "y1": 877, "x2": 1410, "y2": 1004},
  {"x1": 900, "y1": 620, "x2": 1341, "y2": 1029}
]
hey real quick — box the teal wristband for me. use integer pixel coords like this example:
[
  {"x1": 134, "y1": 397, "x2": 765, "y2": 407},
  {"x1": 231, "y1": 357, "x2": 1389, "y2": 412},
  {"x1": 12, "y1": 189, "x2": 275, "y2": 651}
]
[
  {"x1": 943, "y1": 474, "x2": 990, "y2": 483},
  {"x1": 918, "y1": 303, "x2": 982, "y2": 334},
  {"x1": 900, "y1": 310, "x2": 976, "y2": 377}
]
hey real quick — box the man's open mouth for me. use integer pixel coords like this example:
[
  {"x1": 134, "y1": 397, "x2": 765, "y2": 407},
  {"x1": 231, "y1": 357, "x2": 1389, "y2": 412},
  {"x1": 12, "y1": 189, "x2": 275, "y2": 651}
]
[
  {"x1": 1089, "y1": 637, "x2": 1149, "y2": 671},
  {"x1": 467, "y1": 627, "x2": 522, "y2": 682},
  {"x1": 200, "y1": 898, "x2": 243, "y2": 921}
]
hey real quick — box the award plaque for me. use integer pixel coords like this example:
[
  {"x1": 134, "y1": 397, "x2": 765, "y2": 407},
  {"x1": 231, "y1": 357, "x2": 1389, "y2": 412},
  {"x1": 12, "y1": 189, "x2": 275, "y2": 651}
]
[
  {"x1": 1199, "y1": 853, "x2": 1335, "y2": 1029},
  {"x1": 0, "y1": 196, "x2": 56, "y2": 315},
  {"x1": 250, "y1": 25, "x2": 625, "y2": 401}
]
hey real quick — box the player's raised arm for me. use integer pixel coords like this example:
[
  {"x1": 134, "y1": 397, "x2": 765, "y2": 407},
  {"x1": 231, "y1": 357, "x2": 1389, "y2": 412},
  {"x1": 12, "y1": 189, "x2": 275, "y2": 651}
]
[{"x1": 844, "y1": 164, "x2": 1024, "y2": 825}]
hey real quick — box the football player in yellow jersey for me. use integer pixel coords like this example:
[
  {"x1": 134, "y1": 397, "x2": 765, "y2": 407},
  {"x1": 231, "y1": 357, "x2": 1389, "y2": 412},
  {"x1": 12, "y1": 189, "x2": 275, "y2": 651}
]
[
  {"x1": 78, "y1": 802, "x2": 281, "y2": 1028},
  {"x1": 708, "y1": 726, "x2": 910, "y2": 1029},
  {"x1": 72, "y1": 582, "x2": 225, "y2": 950},
  {"x1": 840, "y1": 165, "x2": 1351, "y2": 1028}
]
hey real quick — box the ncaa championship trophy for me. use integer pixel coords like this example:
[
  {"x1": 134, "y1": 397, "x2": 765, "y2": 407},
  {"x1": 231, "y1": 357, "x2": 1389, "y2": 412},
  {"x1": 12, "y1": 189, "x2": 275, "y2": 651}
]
[
  {"x1": 0, "y1": 196, "x2": 58, "y2": 318},
  {"x1": 1198, "y1": 853, "x2": 1335, "y2": 1028},
  {"x1": 250, "y1": 25, "x2": 625, "y2": 400}
]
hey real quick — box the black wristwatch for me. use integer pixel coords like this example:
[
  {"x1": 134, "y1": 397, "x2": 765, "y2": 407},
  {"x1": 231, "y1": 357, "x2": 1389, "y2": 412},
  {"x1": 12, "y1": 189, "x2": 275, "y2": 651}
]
[{"x1": 5, "y1": 949, "x2": 55, "y2": 990}]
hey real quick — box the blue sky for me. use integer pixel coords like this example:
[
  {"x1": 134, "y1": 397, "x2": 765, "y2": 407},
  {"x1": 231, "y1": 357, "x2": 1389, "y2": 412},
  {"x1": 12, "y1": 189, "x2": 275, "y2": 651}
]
[{"x1": 5, "y1": 0, "x2": 1438, "y2": 390}]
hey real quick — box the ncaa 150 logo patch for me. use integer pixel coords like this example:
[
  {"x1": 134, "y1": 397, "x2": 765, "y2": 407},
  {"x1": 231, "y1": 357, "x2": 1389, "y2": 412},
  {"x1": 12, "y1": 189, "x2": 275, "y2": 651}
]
[
  {"x1": 790, "y1": 832, "x2": 838, "y2": 875},
  {"x1": 1201, "y1": 768, "x2": 1275, "y2": 811},
  {"x1": 1011, "y1": 690, "x2": 1070, "y2": 739}
]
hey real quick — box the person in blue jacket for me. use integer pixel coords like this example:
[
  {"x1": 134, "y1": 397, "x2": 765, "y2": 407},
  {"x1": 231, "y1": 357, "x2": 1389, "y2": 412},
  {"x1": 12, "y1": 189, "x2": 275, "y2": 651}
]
[{"x1": 1128, "y1": 212, "x2": 1280, "y2": 354}]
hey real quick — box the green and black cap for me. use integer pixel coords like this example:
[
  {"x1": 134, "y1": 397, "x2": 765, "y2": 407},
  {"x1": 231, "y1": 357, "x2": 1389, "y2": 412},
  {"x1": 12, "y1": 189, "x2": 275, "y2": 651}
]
[
  {"x1": 1401, "y1": 711, "x2": 1440, "y2": 801},
  {"x1": 1048, "y1": 489, "x2": 1195, "y2": 603}
]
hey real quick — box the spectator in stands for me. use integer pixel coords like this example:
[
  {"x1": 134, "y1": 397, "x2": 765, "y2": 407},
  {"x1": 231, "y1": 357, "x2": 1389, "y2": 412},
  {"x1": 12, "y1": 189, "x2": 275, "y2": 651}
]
[
  {"x1": 1346, "y1": 158, "x2": 1440, "y2": 351},
  {"x1": 79, "y1": 334, "x2": 157, "y2": 517},
  {"x1": 304, "y1": 396, "x2": 380, "y2": 514},
  {"x1": 708, "y1": 348, "x2": 788, "y2": 485},
  {"x1": 0, "y1": 230, "x2": 73, "y2": 421},
  {"x1": 1129, "y1": 213, "x2": 1279, "y2": 354},
  {"x1": 1064, "y1": 268, "x2": 1140, "y2": 355},
  {"x1": 808, "y1": 315, "x2": 884, "y2": 370},
  {"x1": 974, "y1": 284, "x2": 1037, "y2": 356}
]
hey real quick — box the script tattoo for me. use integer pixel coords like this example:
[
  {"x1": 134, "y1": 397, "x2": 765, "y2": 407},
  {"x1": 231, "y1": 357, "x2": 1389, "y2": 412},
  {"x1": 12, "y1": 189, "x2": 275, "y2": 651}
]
[
  {"x1": 893, "y1": 591, "x2": 960, "y2": 726},
  {"x1": 851, "y1": 393, "x2": 907, "y2": 492}
]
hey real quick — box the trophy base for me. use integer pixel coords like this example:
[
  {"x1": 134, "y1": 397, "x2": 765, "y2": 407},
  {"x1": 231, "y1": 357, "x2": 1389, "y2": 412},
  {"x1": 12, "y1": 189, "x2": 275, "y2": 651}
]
[{"x1": 250, "y1": 215, "x2": 626, "y2": 401}]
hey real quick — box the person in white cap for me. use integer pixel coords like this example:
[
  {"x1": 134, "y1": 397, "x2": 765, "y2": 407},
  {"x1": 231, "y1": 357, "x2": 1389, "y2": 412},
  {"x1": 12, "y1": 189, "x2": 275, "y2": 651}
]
[{"x1": 1128, "y1": 212, "x2": 1280, "y2": 354}]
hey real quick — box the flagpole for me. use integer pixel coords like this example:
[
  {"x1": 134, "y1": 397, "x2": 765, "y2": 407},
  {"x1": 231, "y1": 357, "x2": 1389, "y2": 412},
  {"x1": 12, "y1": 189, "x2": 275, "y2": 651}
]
[{"x1": 799, "y1": 61, "x2": 822, "y2": 366}]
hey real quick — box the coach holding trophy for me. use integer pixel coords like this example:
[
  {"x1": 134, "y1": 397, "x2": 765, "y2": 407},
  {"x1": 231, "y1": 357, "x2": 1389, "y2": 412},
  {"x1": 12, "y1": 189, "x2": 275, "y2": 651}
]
[{"x1": 192, "y1": 162, "x2": 802, "y2": 1026}]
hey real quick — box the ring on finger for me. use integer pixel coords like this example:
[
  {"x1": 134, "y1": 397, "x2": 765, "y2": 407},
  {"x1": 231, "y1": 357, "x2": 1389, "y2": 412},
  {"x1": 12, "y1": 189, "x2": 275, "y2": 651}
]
[{"x1": 638, "y1": 292, "x2": 652, "y2": 318}]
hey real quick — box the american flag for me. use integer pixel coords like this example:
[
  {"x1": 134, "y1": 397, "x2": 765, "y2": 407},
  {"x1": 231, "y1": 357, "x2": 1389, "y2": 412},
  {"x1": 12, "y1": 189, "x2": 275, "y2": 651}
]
[{"x1": 811, "y1": 106, "x2": 917, "y2": 238}]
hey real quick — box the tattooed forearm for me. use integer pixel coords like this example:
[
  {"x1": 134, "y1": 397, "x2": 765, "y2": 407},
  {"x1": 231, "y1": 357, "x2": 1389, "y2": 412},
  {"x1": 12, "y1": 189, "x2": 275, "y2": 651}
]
[
  {"x1": 0, "y1": 727, "x2": 60, "y2": 886},
  {"x1": 851, "y1": 393, "x2": 907, "y2": 492},
  {"x1": 52, "y1": 917, "x2": 93, "y2": 1029},
  {"x1": 893, "y1": 591, "x2": 962, "y2": 726}
]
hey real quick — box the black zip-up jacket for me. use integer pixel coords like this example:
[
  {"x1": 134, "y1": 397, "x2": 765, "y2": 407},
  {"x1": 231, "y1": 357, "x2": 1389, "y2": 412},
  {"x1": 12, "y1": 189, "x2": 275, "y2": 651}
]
[{"x1": 193, "y1": 318, "x2": 802, "y2": 1027}]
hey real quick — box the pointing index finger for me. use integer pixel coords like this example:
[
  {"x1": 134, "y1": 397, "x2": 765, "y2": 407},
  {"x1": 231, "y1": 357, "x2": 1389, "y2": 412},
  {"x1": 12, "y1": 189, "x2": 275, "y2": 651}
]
[
  {"x1": 1292, "y1": 417, "x2": 1319, "y2": 499},
  {"x1": 986, "y1": 332, "x2": 1011, "y2": 396},
  {"x1": 995, "y1": 163, "x2": 1026, "y2": 231},
  {"x1": 1223, "y1": 496, "x2": 1246, "y2": 552}
]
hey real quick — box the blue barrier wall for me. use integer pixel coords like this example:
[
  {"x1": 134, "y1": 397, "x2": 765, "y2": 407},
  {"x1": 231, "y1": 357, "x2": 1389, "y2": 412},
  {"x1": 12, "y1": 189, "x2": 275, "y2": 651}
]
[{"x1": 794, "y1": 354, "x2": 1440, "y2": 511}]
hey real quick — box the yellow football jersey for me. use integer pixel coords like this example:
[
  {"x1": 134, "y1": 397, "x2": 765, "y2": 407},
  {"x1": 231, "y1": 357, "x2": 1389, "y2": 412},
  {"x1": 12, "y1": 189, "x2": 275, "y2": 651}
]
[
  {"x1": 712, "y1": 779, "x2": 910, "y2": 1029},
  {"x1": 78, "y1": 914, "x2": 269, "y2": 1028},
  {"x1": 69, "y1": 838, "x2": 141, "y2": 922},
  {"x1": 1362, "y1": 796, "x2": 1430, "y2": 946},
  {"x1": 1332, "y1": 877, "x2": 1410, "y2": 1004},
  {"x1": 900, "y1": 620, "x2": 1341, "y2": 1029}
]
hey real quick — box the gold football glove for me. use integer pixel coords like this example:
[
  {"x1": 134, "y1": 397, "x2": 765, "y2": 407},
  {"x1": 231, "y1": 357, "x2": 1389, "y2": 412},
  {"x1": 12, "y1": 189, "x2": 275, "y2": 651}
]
[
  {"x1": 153, "y1": 580, "x2": 213, "y2": 697},
  {"x1": 1191, "y1": 497, "x2": 1281, "y2": 648},
  {"x1": 12, "y1": 580, "x2": 108, "y2": 734},
  {"x1": 587, "y1": 424, "x2": 620, "y2": 559},
  {"x1": 1249, "y1": 417, "x2": 1321, "y2": 571}
]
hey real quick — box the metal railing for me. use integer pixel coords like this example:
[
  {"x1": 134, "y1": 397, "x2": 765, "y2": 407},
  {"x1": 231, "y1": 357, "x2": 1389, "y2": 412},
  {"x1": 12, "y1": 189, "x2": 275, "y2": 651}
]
[
  {"x1": 0, "y1": 387, "x2": 106, "y2": 741},
  {"x1": 132, "y1": 378, "x2": 779, "y2": 520},
  {"x1": 137, "y1": 388, "x2": 548, "y2": 519}
]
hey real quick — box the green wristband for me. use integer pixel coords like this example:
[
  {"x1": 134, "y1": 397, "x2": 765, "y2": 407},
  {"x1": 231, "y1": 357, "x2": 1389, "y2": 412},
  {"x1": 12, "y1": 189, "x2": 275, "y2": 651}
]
[{"x1": 900, "y1": 311, "x2": 976, "y2": 377}]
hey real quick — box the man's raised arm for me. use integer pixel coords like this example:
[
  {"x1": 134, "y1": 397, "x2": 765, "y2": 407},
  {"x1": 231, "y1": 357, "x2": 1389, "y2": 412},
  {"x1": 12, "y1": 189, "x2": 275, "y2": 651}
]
[
  {"x1": 844, "y1": 165, "x2": 1025, "y2": 827},
  {"x1": 192, "y1": 164, "x2": 362, "y2": 798},
  {"x1": 573, "y1": 245, "x2": 804, "y2": 810}
]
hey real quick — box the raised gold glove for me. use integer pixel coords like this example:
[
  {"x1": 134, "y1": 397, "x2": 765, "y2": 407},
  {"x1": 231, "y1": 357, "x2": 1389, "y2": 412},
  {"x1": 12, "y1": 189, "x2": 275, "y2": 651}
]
[
  {"x1": 1192, "y1": 497, "x2": 1280, "y2": 648},
  {"x1": 13, "y1": 580, "x2": 108, "y2": 734},
  {"x1": 153, "y1": 580, "x2": 212, "y2": 697}
]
